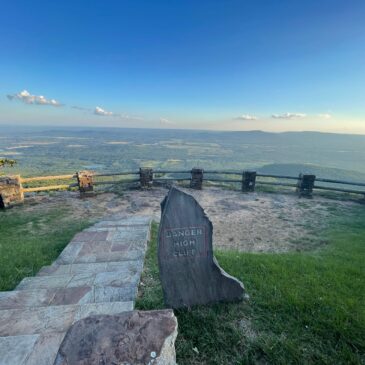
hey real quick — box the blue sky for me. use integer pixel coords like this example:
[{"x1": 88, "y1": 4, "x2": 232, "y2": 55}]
[{"x1": 1, "y1": 0, "x2": 365, "y2": 133}]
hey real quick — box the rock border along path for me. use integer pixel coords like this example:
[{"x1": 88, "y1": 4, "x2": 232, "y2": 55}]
[{"x1": 0, "y1": 215, "x2": 151, "y2": 365}]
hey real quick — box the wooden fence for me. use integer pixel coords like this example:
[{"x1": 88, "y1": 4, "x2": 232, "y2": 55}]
[
  {"x1": 1, "y1": 168, "x2": 364, "y2": 208},
  {"x1": 20, "y1": 174, "x2": 78, "y2": 193}
]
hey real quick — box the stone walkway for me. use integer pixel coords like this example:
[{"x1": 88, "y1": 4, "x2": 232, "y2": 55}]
[{"x1": 0, "y1": 215, "x2": 151, "y2": 365}]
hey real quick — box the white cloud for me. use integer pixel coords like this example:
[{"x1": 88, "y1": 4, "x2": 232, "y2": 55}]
[
  {"x1": 235, "y1": 114, "x2": 258, "y2": 121},
  {"x1": 160, "y1": 117, "x2": 175, "y2": 125},
  {"x1": 272, "y1": 112, "x2": 307, "y2": 119},
  {"x1": 94, "y1": 106, "x2": 113, "y2": 116},
  {"x1": 7, "y1": 90, "x2": 62, "y2": 106},
  {"x1": 318, "y1": 113, "x2": 332, "y2": 119},
  {"x1": 93, "y1": 106, "x2": 143, "y2": 121}
]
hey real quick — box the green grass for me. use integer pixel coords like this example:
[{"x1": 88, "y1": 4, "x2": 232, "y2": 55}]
[
  {"x1": 136, "y1": 210, "x2": 365, "y2": 364},
  {"x1": 0, "y1": 205, "x2": 90, "y2": 291}
]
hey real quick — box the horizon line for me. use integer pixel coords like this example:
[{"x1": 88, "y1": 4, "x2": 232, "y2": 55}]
[{"x1": 1, "y1": 123, "x2": 365, "y2": 137}]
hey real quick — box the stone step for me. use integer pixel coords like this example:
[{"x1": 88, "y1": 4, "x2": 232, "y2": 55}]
[
  {"x1": 16, "y1": 267, "x2": 141, "y2": 291},
  {"x1": 0, "y1": 215, "x2": 152, "y2": 365},
  {"x1": 0, "y1": 332, "x2": 67, "y2": 365},
  {"x1": 0, "y1": 284, "x2": 138, "y2": 310},
  {"x1": 36, "y1": 259, "x2": 143, "y2": 277},
  {"x1": 48, "y1": 231, "x2": 148, "y2": 265},
  {"x1": 0, "y1": 301, "x2": 133, "y2": 337},
  {"x1": 55, "y1": 246, "x2": 146, "y2": 265},
  {"x1": 90, "y1": 215, "x2": 152, "y2": 226}
]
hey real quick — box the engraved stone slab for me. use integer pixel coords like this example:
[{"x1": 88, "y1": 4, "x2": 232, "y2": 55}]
[
  {"x1": 158, "y1": 187, "x2": 247, "y2": 308},
  {"x1": 53, "y1": 310, "x2": 177, "y2": 365}
]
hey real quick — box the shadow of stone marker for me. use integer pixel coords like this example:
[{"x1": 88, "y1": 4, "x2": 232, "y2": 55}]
[{"x1": 158, "y1": 187, "x2": 248, "y2": 309}]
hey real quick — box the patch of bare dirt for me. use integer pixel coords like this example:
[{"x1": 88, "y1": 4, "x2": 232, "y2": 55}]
[{"x1": 20, "y1": 186, "x2": 359, "y2": 252}]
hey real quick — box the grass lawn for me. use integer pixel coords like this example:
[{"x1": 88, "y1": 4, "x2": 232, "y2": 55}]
[
  {"x1": 136, "y1": 207, "x2": 365, "y2": 365},
  {"x1": 0, "y1": 205, "x2": 90, "y2": 291}
]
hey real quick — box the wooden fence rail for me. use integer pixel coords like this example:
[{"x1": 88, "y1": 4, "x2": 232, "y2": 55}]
[
  {"x1": 1, "y1": 167, "x2": 364, "y2": 208},
  {"x1": 20, "y1": 174, "x2": 75, "y2": 183}
]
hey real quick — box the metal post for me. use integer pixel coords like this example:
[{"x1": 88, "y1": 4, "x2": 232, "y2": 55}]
[
  {"x1": 297, "y1": 174, "x2": 316, "y2": 197},
  {"x1": 241, "y1": 171, "x2": 256, "y2": 192},
  {"x1": 190, "y1": 168, "x2": 204, "y2": 190},
  {"x1": 140, "y1": 168, "x2": 153, "y2": 189}
]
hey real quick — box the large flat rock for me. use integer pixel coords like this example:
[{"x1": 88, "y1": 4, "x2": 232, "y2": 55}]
[{"x1": 54, "y1": 310, "x2": 177, "y2": 365}]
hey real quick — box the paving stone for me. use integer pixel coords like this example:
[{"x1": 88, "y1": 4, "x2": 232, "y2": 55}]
[
  {"x1": 66, "y1": 273, "x2": 96, "y2": 288},
  {"x1": 0, "y1": 287, "x2": 94, "y2": 309},
  {"x1": 0, "y1": 289, "x2": 52, "y2": 310},
  {"x1": 37, "y1": 262, "x2": 122, "y2": 276},
  {"x1": 106, "y1": 260, "x2": 144, "y2": 274},
  {"x1": 25, "y1": 332, "x2": 66, "y2": 365},
  {"x1": 74, "y1": 301, "x2": 134, "y2": 321},
  {"x1": 0, "y1": 284, "x2": 136, "y2": 309},
  {"x1": 107, "y1": 229, "x2": 148, "y2": 242},
  {"x1": 0, "y1": 334, "x2": 39, "y2": 365},
  {"x1": 49, "y1": 287, "x2": 93, "y2": 306},
  {"x1": 94, "y1": 286, "x2": 137, "y2": 303},
  {"x1": 16, "y1": 275, "x2": 73, "y2": 291},
  {"x1": 68, "y1": 249, "x2": 145, "y2": 264},
  {"x1": 93, "y1": 215, "x2": 151, "y2": 226},
  {"x1": 0, "y1": 305, "x2": 77, "y2": 336},
  {"x1": 93, "y1": 269, "x2": 140, "y2": 287},
  {"x1": 0, "y1": 302, "x2": 133, "y2": 337},
  {"x1": 54, "y1": 241, "x2": 84, "y2": 265},
  {"x1": 77, "y1": 240, "x2": 112, "y2": 255},
  {"x1": 110, "y1": 242, "x2": 130, "y2": 252},
  {"x1": 72, "y1": 231, "x2": 108, "y2": 242}
]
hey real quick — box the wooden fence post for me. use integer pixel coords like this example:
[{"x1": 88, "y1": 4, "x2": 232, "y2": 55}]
[
  {"x1": 242, "y1": 171, "x2": 256, "y2": 192},
  {"x1": 140, "y1": 168, "x2": 153, "y2": 189},
  {"x1": 0, "y1": 175, "x2": 24, "y2": 208},
  {"x1": 297, "y1": 174, "x2": 316, "y2": 197},
  {"x1": 190, "y1": 168, "x2": 204, "y2": 189},
  {"x1": 76, "y1": 170, "x2": 94, "y2": 195}
]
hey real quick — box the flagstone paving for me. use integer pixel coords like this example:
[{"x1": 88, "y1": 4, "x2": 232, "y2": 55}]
[{"x1": 0, "y1": 215, "x2": 151, "y2": 365}]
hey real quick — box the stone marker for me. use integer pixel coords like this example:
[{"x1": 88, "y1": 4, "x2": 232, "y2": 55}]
[
  {"x1": 54, "y1": 310, "x2": 178, "y2": 365},
  {"x1": 158, "y1": 187, "x2": 248, "y2": 308}
]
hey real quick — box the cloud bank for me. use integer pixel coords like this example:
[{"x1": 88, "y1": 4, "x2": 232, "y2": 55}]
[
  {"x1": 235, "y1": 114, "x2": 258, "y2": 121},
  {"x1": 160, "y1": 117, "x2": 175, "y2": 125},
  {"x1": 272, "y1": 112, "x2": 307, "y2": 119},
  {"x1": 94, "y1": 106, "x2": 113, "y2": 116},
  {"x1": 7, "y1": 90, "x2": 62, "y2": 106}
]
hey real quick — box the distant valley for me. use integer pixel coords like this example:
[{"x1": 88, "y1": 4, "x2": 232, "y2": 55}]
[{"x1": 1, "y1": 125, "x2": 365, "y2": 182}]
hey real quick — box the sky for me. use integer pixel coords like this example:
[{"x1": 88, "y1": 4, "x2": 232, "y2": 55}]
[{"x1": 1, "y1": 0, "x2": 365, "y2": 134}]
